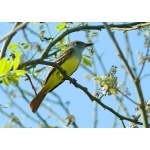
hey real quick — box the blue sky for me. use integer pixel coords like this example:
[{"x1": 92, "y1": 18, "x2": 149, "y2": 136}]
[{"x1": 0, "y1": 22, "x2": 149, "y2": 128}]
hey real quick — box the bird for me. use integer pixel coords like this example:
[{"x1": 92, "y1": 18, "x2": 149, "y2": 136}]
[{"x1": 30, "y1": 40, "x2": 93, "y2": 113}]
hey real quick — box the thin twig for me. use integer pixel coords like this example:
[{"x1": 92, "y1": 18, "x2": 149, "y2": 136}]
[
  {"x1": 124, "y1": 32, "x2": 137, "y2": 76},
  {"x1": 42, "y1": 103, "x2": 67, "y2": 127},
  {"x1": 52, "y1": 92, "x2": 70, "y2": 115},
  {"x1": 22, "y1": 29, "x2": 30, "y2": 44},
  {"x1": 0, "y1": 22, "x2": 28, "y2": 42},
  {"x1": 118, "y1": 90, "x2": 138, "y2": 105},
  {"x1": 25, "y1": 73, "x2": 37, "y2": 95},
  {"x1": 121, "y1": 119, "x2": 126, "y2": 128},
  {"x1": 138, "y1": 47, "x2": 150, "y2": 78}
]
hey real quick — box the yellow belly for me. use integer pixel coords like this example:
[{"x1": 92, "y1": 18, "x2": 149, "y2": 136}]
[{"x1": 43, "y1": 54, "x2": 81, "y2": 93}]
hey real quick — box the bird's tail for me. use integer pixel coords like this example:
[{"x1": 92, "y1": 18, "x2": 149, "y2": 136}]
[{"x1": 30, "y1": 88, "x2": 47, "y2": 113}]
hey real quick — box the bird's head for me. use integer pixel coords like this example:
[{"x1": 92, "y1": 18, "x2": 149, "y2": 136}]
[{"x1": 68, "y1": 40, "x2": 93, "y2": 51}]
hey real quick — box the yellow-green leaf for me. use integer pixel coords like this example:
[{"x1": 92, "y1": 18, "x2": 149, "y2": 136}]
[
  {"x1": 2, "y1": 77, "x2": 10, "y2": 85},
  {"x1": 13, "y1": 52, "x2": 21, "y2": 70},
  {"x1": 56, "y1": 25, "x2": 66, "y2": 31},
  {"x1": 109, "y1": 88, "x2": 118, "y2": 95},
  {"x1": 6, "y1": 59, "x2": 13, "y2": 72},
  {"x1": 60, "y1": 45, "x2": 67, "y2": 51},
  {"x1": 61, "y1": 22, "x2": 67, "y2": 25},
  {"x1": 0, "y1": 58, "x2": 7, "y2": 74},
  {"x1": 82, "y1": 56, "x2": 92, "y2": 67},
  {"x1": 14, "y1": 70, "x2": 26, "y2": 76},
  {"x1": 8, "y1": 43, "x2": 18, "y2": 51},
  {"x1": 82, "y1": 54, "x2": 91, "y2": 59}
]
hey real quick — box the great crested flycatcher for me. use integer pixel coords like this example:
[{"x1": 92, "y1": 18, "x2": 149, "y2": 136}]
[{"x1": 30, "y1": 40, "x2": 93, "y2": 113}]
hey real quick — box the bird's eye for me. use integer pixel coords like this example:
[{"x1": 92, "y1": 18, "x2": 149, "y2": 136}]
[{"x1": 75, "y1": 41, "x2": 80, "y2": 45}]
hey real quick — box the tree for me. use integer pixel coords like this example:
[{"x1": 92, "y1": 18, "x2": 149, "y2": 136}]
[{"x1": 0, "y1": 22, "x2": 150, "y2": 128}]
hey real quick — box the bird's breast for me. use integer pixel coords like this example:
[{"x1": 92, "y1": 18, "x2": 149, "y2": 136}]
[
  {"x1": 43, "y1": 50, "x2": 82, "y2": 93},
  {"x1": 61, "y1": 51, "x2": 82, "y2": 75}
]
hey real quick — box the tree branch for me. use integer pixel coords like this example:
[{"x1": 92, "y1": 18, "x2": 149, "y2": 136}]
[
  {"x1": 0, "y1": 22, "x2": 28, "y2": 42},
  {"x1": 18, "y1": 58, "x2": 55, "y2": 69},
  {"x1": 18, "y1": 22, "x2": 148, "y2": 69},
  {"x1": 0, "y1": 22, "x2": 28, "y2": 59},
  {"x1": 23, "y1": 60, "x2": 145, "y2": 126},
  {"x1": 18, "y1": 58, "x2": 148, "y2": 126},
  {"x1": 40, "y1": 22, "x2": 147, "y2": 59},
  {"x1": 103, "y1": 22, "x2": 149, "y2": 128}
]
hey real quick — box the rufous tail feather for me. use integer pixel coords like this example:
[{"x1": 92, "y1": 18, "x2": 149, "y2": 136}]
[{"x1": 30, "y1": 89, "x2": 47, "y2": 113}]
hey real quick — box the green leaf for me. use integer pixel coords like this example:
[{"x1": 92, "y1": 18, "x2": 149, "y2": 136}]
[
  {"x1": 82, "y1": 56, "x2": 92, "y2": 67},
  {"x1": 10, "y1": 117, "x2": 23, "y2": 127},
  {"x1": 23, "y1": 44, "x2": 30, "y2": 49},
  {"x1": 2, "y1": 77, "x2": 10, "y2": 85},
  {"x1": 19, "y1": 42, "x2": 31, "y2": 50},
  {"x1": 38, "y1": 30, "x2": 45, "y2": 37},
  {"x1": 14, "y1": 70, "x2": 26, "y2": 76},
  {"x1": 8, "y1": 43, "x2": 18, "y2": 51},
  {"x1": 34, "y1": 67, "x2": 46, "y2": 73},
  {"x1": 13, "y1": 52, "x2": 21, "y2": 70},
  {"x1": 8, "y1": 74, "x2": 18, "y2": 84},
  {"x1": 0, "y1": 58, "x2": 7, "y2": 74},
  {"x1": 19, "y1": 42, "x2": 26, "y2": 46},
  {"x1": 92, "y1": 31, "x2": 98, "y2": 35}
]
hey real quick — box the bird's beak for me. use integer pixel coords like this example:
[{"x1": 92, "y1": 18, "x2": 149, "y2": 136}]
[{"x1": 84, "y1": 42, "x2": 93, "y2": 48}]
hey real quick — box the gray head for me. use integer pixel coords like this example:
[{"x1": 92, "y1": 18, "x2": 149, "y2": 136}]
[{"x1": 67, "y1": 40, "x2": 93, "y2": 51}]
